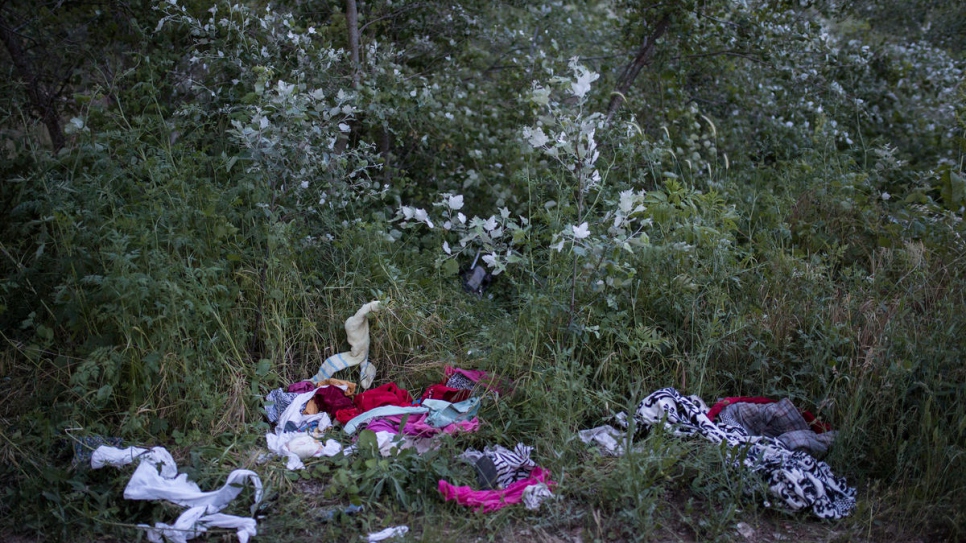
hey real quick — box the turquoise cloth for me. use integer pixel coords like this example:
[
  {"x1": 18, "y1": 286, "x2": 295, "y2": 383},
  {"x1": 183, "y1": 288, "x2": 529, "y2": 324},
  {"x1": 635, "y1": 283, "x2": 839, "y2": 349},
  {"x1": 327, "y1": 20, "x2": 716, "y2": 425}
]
[{"x1": 423, "y1": 397, "x2": 481, "y2": 428}]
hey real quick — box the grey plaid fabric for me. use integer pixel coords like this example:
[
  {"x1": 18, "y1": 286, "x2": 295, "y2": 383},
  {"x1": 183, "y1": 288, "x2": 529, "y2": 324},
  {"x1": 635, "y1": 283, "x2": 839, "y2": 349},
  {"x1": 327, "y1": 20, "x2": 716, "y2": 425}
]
[
  {"x1": 719, "y1": 399, "x2": 836, "y2": 458},
  {"x1": 719, "y1": 398, "x2": 807, "y2": 437}
]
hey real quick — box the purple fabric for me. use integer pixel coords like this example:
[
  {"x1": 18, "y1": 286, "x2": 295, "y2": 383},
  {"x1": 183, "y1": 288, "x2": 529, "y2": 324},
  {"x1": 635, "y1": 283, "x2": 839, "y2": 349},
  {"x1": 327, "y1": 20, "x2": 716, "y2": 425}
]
[
  {"x1": 287, "y1": 380, "x2": 316, "y2": 393},
  {"x1": 438, "y1": 467, "x2": 554, "y2": 513},
  {"x1": 359, "y1": 414, "x2": 479, "y2": 437}
]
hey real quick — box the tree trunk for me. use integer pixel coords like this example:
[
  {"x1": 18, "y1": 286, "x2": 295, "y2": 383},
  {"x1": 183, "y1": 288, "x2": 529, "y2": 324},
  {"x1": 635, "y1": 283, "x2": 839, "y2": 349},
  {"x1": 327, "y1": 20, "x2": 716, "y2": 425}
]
[
  {"x1": 0, "y1": 12, "x2": 65, "y2": 151},
  {"x1": 346, "y1": 0, "x2": 361, "y2": 89},
  {"x1": 606, "y1": 15, "x2": 671, "y2": 124}
]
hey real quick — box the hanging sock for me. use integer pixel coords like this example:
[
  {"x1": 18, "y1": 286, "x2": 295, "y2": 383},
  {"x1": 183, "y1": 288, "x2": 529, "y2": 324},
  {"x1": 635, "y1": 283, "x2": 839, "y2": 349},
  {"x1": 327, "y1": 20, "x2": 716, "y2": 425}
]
[{"x1": 311, "y1": 301, "x2": 381, "y2": 389}]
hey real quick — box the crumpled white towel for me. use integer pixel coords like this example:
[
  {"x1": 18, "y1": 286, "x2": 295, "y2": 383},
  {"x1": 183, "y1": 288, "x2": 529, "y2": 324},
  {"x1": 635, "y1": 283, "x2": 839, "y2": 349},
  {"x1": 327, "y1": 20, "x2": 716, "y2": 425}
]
[
  {"x1": 92, "y1": 446, "x2": 261, "y2": 543},
  {"x1": 366, "y1": 525, "x2": 409, "y2": 541},
  {"x1": 264, "y1": 388, "x2": 343, "y2": 470}
]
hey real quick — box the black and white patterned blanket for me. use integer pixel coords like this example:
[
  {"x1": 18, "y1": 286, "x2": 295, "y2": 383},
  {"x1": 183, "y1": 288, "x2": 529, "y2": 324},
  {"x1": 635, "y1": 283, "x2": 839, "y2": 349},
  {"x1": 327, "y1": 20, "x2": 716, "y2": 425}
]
[{"x1": 619, "y1": 388, "x2": 856, "y2": 519}]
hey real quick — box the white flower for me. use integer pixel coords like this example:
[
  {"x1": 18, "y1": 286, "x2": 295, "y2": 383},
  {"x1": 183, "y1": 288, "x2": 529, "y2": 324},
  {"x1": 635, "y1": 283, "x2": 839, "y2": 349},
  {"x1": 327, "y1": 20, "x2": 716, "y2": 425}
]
[
  {"x1": 300, "y1": 181, "x2": 309, "y2": 189},
  {"x1": 881, "y1": 192, "x2": 891, "y2": 201},
  {"x1": 447, "y1": 194, "x2": 464, "y2": 210},
  {"x1": 443, "y1": 241, "x2": 452, "y2": 255},
  {"x1": 457, "y1": 212, "x2": 466, "y2": 224},
  {"x1": 572, "y1": 222, "x2": 591, "y2": 239}
]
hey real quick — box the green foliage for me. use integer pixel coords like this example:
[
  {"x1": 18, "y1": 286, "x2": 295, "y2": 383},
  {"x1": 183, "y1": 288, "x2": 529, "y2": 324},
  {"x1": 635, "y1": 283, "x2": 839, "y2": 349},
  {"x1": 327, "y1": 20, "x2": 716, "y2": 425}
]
[{"x1": 2, "y1": 0, "x2": 966, "y2": 540}]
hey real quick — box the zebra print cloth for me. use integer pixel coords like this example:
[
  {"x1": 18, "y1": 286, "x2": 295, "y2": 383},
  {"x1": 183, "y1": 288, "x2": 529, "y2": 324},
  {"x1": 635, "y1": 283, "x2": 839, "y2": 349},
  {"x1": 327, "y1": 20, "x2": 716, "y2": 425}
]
[
  {"x1": 618, "y1": 387, "x2": 856, "y2": 519},
  {"x1": 462, "y1": 443, "x2": 537, "y2": 489}
]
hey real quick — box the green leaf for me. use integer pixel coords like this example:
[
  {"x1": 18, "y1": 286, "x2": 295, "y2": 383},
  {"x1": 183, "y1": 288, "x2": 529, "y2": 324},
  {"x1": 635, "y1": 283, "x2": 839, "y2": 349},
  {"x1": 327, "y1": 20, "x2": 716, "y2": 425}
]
[
  {"x1": 96, "y1": 384, "x2": 113, "y2": 402},
  {"x1": 256, "y1": 359, "x2": 272, "y2": 377},
  {"x1": 442, "y1": 258, "x2": 459, "y2": 276}
]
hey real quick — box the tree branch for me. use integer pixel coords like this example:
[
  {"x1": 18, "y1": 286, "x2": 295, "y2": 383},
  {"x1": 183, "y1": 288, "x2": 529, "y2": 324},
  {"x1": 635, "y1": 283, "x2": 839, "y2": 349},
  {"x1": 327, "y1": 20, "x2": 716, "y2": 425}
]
[
  {"x1": 606, "y1": 14, "x2": 671, "y2": 124},
  {"x1": 345, "y1": 0, "x2": 361, "y2": 89},
  {"x1": 0, "y1": 10, "x2": 65, "y2": 150}
]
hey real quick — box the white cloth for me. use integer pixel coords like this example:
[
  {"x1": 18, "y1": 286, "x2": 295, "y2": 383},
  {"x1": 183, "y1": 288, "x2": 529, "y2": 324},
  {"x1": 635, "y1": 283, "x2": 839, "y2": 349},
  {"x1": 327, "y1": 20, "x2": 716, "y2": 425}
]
[
  {"x1": 578, "y1": 424, "x2": 626, "y2": 456},
  {"x1": 264, "y1": 388, "x2": 343, "y2": 470},
  {"x1": 522, "y1": 483, "x2": 553, "y2": 510},
  {"x1": 312, "y1": 301, "x2": 381, "y2": 389},
  {"x1": 92, "y1": 446, "x2": 261, "y2": 543},
  {"x1": 366, "y1": 525, "x2": 409, "y2": 542}
]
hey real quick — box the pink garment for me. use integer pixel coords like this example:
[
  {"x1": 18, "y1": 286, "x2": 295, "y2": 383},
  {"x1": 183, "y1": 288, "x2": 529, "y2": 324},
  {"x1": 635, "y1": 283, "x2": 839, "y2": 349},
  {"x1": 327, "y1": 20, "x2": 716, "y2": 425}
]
[
  {"x1": 445, "y1": 366, "x2": 488, "y2": 383},
  {"x1": 438, "y1": 467, "x2": 554, "y2": 513},
  {"x1": 445, "y1": 366, "x2": 510, "y2": 396},
  {"x1": 362, "y1": 414, "x2": 479, "y2": 437}
]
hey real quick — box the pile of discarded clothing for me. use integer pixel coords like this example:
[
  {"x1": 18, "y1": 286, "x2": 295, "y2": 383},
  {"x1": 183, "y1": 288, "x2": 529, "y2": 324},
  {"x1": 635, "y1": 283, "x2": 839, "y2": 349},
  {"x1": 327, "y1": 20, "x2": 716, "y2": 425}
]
[
  {"x1": 580, "y1": 387, "x2": 856, "y2": 519},
  {"x1": 261, "y1": 300, "x2": 556, "y2": 516}
]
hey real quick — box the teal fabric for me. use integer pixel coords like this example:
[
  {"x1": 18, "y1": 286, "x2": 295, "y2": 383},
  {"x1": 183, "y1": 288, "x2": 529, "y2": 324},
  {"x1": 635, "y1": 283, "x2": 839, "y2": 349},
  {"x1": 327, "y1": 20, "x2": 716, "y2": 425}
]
[{"x1": 423, "y1": 397, "x2": 481, "y2": 428}]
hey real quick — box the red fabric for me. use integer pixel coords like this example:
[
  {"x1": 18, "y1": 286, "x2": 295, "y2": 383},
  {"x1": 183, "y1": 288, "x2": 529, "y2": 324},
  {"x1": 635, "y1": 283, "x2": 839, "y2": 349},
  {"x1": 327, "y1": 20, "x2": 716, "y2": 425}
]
[
  {"x1": 335, "y1": 408, "x2": 360, "y2": 425},
  {"x1": 420, "y1": 384, "x2": 472, "y2": 403},
  {"x1": 354, "y1": 382, "x2": 413, "y2": 412},
  {"x1": 707, "y1": 396, "x2": 832, "y2": 434},
  {"x1": 313, "y1": 386, "x2": 354, "y2": 416}
]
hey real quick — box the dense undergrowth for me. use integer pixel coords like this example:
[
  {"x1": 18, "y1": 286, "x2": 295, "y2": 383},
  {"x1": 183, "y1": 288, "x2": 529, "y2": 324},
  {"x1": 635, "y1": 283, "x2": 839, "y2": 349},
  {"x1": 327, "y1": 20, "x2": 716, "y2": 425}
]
[{"x1": 1, "y1": 0, "x2": 965, "y2": 541}]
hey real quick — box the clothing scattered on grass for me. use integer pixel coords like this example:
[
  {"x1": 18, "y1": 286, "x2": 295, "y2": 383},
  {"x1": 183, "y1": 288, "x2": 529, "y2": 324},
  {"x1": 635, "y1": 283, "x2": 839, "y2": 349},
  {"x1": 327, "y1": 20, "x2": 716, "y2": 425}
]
[
  {"x1": 614, "y1": 387, "x2": 856, "y2": 519},
  {"x1": 91, "y1": 446, "x2": 262, "y2": 543},
  {"x1": 265, "y1": 388, "x2": 342, "y2": 470}
]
